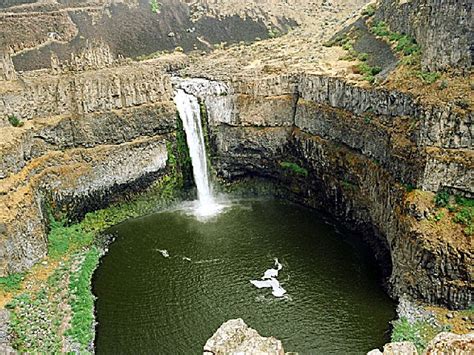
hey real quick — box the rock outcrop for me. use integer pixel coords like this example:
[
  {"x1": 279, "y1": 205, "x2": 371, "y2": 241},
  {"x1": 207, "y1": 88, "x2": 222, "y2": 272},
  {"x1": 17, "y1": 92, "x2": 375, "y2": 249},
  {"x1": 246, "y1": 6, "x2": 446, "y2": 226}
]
[
  {"x1": 368, "y1": 341, "x2": 418, "y2": 355},
  {"x1": 0, "y1": 51, "x2": 16, "y2": 81},
  {"x1": 0, "y1": 310, "x2": 14, "y2": 354},
  {"x1": 0, "y1": 56, "x2": 178, "y2": 276},
  {"x1": 376, "y1": 0, "x2": 472, "y2": 72},
  {"x1": 198, "y1": 74, "x2": 472, "y2": 309},
  {"x1": 368, "y1": 332, "x2": 474, "y2": 355},
  {"x1": 203, "y1": 319, "x2": 284, "y2": 355},
  {"x1": 425, "y1": 332, "x2": 474, "y2": 354}
]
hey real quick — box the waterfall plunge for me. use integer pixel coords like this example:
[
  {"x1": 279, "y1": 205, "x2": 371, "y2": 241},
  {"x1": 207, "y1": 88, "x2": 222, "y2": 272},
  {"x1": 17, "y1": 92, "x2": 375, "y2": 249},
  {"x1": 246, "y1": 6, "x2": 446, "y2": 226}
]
[{"x1": 174, "y1": 89, "x2": 223, "y2": 220}]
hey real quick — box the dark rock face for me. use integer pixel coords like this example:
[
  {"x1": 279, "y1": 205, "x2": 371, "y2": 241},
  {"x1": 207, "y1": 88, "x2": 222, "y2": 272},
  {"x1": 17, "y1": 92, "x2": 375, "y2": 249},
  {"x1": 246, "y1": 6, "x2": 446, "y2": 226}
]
[
  {"x1": 4, "y1": 0, "x2": 283, "y2": 71},
  {"x1": 376, "y1": 0, "x2": 472, "y2": 72},
  {"x1": 201, "y1": 74, "x2": 472, "y2": 309}
]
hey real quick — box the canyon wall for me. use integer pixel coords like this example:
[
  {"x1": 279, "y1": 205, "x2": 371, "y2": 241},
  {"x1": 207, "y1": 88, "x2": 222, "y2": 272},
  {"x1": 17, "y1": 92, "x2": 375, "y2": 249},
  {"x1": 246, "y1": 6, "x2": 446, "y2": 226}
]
[
  {"x1": 0, "y1": 58, "x2": 177, "y2": 276},
  {"x1": 376, "y1": 0, "x2": 472, "y2": 72},
  {"x1": 195, "y1": 74, "x2": 472, "y2": 309},
  {"x1": 0, "y1": 53, "x2": 472, "y2": 308}
]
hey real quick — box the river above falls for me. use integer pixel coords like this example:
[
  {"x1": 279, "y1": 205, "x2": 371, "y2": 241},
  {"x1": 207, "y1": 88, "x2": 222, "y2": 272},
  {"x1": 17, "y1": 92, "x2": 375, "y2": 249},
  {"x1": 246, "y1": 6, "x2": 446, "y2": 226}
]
[{"x1": 93, "y1": 199, "x2": 396, "y2": 354}]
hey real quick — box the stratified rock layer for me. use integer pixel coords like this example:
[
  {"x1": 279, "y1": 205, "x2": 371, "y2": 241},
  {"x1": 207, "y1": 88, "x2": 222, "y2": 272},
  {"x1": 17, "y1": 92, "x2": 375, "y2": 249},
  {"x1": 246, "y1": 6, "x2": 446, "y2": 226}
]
[{"x1": 199, "y1": 74, "x2": 472, "y2": 309}]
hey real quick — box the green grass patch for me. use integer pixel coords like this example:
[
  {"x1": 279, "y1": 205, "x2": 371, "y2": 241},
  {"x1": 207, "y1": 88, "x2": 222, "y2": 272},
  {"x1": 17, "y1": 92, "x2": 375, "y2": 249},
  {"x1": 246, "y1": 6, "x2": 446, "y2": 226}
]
[
  {"x1": 65, "y1": 248, "x2": 101, "y2": 351},
  {"x1": 48, "y1": 219, "x2": 94, "y2": 259},
  {"x1": 0, "y1": 272, "x2": 25, "y2": 292},
  {"x1": 417, "y1": 71, "x2": 441, "y2": 84},
  {"x1": 391, "y1": 317, "x2": 435, "y2": 353},
  {"x1": 280, "y1": 161, "x2": 309, "y2": 177}
]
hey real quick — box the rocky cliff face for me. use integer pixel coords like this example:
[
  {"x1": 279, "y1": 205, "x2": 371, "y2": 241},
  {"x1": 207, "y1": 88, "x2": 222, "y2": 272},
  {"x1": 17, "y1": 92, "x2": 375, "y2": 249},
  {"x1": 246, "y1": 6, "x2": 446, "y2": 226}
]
[
  {"x1": 0, "y1": 0, "x2": 471, "y2": 312},
  {"x1": 0, "y1": 56, "x2": 178, "y2": 276},
  {"x1": 376, "y1": 0, "x2": 472, "y2": 73},
  {"x1": 193, "y1": 73, "x2": 472, "y2": 309}
]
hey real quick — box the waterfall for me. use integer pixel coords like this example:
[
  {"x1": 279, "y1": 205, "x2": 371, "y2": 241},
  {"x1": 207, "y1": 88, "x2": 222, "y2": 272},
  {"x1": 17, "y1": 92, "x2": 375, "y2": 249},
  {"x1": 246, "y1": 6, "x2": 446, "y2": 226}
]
[{"x1": 174, "y1": 89, "x2": 223, "y2": 219}]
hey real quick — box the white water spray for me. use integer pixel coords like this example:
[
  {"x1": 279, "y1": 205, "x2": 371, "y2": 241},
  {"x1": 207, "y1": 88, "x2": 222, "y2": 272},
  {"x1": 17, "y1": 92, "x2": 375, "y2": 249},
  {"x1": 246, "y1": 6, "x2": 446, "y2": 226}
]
[{"x1": 174, "y1": 89, "x2": 223, "y2": 219}]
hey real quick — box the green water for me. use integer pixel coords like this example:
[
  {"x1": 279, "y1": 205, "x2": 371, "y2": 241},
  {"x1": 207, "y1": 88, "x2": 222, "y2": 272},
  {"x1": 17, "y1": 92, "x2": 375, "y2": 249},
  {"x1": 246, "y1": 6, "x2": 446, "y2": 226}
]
[{"x1": 93, "y1": 199, "x2": 396, "y2": 354}]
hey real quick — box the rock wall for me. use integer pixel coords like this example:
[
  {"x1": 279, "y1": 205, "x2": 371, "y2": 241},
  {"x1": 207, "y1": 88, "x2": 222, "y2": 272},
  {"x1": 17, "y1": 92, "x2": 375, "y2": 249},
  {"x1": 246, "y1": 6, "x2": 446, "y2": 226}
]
[
  {"x1": 0, "y1": 58, "x2": 177, "y2": 276},
  {"x1": 0, "y1": 51, "x2": 16, "y2": 81},
  {"x1": 376, "y1": 0, "x2": 472, "y2": 72},
  {"x1": 199, "y1": 74, "x2": 472, "y2": 309},
  {"x1": 0, "y1": 55, "x2": 471, "y2": 309}
]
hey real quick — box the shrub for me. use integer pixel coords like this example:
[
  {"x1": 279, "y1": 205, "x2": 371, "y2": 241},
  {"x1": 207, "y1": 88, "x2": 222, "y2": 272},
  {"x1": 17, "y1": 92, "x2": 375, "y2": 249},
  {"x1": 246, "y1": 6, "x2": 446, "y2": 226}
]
[
  {"x1": 362, "y1": 4, "x2": 376, "y2": 17},
  {"x1": 417, "y1": 71, "x2": 441, "y2": 84},
  {"x1": 371, "y1": 21, "x2": 390, "y2": 37},
  {"x1": 268, "y1": 28, "x2": 281, "y2": 38},
  {"x1": 434, "y1": 191, "x2": 450, "y2": 207},
  {"x1": 391, "y1": 317, "x2": 429, "y2": 353},
  {"x1": 0, "y1": 272, "x2": 25, "y2": 292},
  {"x1": 280, "y1": 161, "x2": 309, "y2": 177},
  {"x1": 453, "y1": 207, "x2": 473, "y2": 235},
  {"x1": 357, "y1": 63, "x2": 382, "y2": 83},
  {"x1": 150, "y1": 0, "x2": 160, "y2": 13},
  {"x1": 7, "y1": 114, "x2": 24, "y2": 127},
  {"x1": 358, "y1": 52, "x2": 369, "y2": 61}
]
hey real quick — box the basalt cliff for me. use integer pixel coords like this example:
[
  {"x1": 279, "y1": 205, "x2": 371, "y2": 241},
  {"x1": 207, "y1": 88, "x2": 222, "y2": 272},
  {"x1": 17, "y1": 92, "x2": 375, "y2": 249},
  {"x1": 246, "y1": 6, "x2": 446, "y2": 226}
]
[{"x1": 0, "y1": 0, "x2": 472, "y2": 353}]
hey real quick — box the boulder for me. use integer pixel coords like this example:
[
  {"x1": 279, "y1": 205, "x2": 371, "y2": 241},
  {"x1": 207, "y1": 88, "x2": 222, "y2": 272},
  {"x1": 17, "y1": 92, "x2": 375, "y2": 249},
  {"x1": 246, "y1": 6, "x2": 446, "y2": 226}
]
[
  {"x1": 203, "y1": 318, "x2": 284, "y2": 355},
  {"x1": 424, "y1": 332, "x2": 474, "y2": 354}
]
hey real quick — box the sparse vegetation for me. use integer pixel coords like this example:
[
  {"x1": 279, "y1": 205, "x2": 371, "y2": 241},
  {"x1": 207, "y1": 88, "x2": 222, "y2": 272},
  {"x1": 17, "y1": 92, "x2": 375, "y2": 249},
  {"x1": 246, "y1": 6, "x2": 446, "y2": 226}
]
[
  {"x1": 362, "y1": 4, "x2": 376, "y2": 17},
  {"x1": 8, "y1": 114, "x2": 24, "y2": 127},
  {"x1": 0, "y1": 272, "x2": 25, "y2": 292},
  {"x1": 433, "y1": 192, "x2": 473, "y2": 236},
  {"x1": 391, "y1": 317, "x2": 433, "y2": 353},
  {"x1": 369, "y1": 21, "x2": 448, "y2": 85},
  {"x1": 417, "y1": 71, "x2": 441, "y2": 84},
  {"x1": 371, "y1": 21, "x2": 421, "y2": 58},
  {"x1": 357, "y1": 62, "x2": 382, "y2": 83},
  {"x1": 454, "y1": 99, "x2": 469, "y2": 110},
  {"x1": 280, "y1": 161, "x2": 309, "y2": 176},
  {"x1": 150, "y1": 0, "x2": 161, "y2": 14},
  {"x1": 136, "y1": 50, "x2": 169, "y2": 61},
  {"x1": 268, "y1": 28, "x2": 281, "y2": 39},
  {"x1": 65, "y1": 248, "x2": 101, "y2": 351}
]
